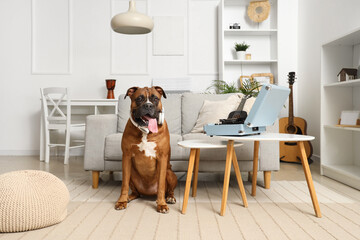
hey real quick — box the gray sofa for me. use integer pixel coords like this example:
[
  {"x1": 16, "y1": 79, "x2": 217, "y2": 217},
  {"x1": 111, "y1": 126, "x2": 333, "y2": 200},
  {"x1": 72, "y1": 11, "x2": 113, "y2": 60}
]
[{"x1": 84, "y1": 93, "x2": 279, "y2": 188}]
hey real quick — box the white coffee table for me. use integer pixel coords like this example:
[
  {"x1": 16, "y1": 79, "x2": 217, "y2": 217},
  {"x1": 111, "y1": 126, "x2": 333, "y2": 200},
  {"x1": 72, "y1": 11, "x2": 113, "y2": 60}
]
[
  {"x1": 178, "y1": 139, "x2": 246, "y2": 216},
  {"x1": 222, "y1": 133, "x2": 321, "y2": 218}
]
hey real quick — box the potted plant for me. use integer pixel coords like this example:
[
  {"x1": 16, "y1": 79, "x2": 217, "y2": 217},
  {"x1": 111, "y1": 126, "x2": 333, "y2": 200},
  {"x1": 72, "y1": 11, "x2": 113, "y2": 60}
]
[
  {"x1": 206, "y1": 78, "x2": 261, "y2": 121},
  {"x1": 234, "y1": 42, "x2": 250, "y2": 60},
  {"x1": 205, "y1": 80, "x2": 239, "y2": 94},
  {"x1": 206, "y1": 78, "x2": 261, "y2": 111},
  {"x1": 236, "y1": 78, "x2": 261, "y2": 111}
]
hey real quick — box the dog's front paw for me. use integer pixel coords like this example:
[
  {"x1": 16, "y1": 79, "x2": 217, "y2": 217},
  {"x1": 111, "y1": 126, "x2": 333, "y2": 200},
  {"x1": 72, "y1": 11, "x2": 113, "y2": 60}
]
[
  {"x1": 115, "y1": 201, "x2": 127, "y2": 210},
  {"x1": 157, "y1": 204, "x2": 169, "y2": 214},
  {"x1": 166, "y1": 196, "x2": 176, "y2": 204}
]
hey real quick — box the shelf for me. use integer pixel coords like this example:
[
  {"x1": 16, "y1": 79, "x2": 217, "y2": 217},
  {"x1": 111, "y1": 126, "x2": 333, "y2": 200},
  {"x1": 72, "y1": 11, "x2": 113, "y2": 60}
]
[
  {"x1": 219, "y1": 0, "x2": 279, "y2": 83},
  {"x1": 224, "y1": 60, "x2": 278, "y2": 65},
  {"x1": 323, "y1": 26, "x2": 360, "y2": 46},
  {"x1": 321, "y1": 28, "x2": 360, "y2": 191},
  {"x1": 323, "y1": 125, "x2": 360, "y2": 132},
  {"x1": 322, "y1": 164, "x2": 360, "y2": 190},
  {"x1": 224, "y1": 29, "x2": 277, "y2": 36},
  {"x1": 323, "y1": 79, "x2": 360, "y2": 88}
]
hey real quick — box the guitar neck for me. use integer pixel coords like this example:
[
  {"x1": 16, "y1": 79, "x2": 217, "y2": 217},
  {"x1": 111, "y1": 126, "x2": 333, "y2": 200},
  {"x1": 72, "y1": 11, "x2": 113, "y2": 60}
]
[{"x1": 288, "y1": 85, "x2": 294, "y2": 124}]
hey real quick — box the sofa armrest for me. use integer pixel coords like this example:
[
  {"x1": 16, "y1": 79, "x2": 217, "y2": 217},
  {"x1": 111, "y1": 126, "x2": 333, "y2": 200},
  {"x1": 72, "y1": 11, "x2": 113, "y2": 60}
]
[
  {"x1": 84, "y1": 114, "x2": 118, "y2": 171},
  {"x1": 259, "y1": 120, "x2": 280, "y2": 171}
]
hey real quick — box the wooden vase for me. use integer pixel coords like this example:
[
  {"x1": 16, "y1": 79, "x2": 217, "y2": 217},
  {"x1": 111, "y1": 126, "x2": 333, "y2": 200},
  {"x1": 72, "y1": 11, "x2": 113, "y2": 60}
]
[{"x1": 106, "y1": 79, "x2": 116, "y2": 99}]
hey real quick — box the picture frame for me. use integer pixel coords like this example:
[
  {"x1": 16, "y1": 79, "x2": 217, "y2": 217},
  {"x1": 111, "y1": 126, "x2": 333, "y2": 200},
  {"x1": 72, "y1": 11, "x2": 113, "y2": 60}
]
[
  {"x1": 239, "y1": 75, "x2": 252, "y2": 87},
  {"x1": 250, "y1": 73, "x2": 274, "y2": 86},
  {"x1": 337, "y1": 110, "x2": 360, "y2": 127},
  {"x1": 240, "y1": 73, "x2": 274, "y2": 89}
]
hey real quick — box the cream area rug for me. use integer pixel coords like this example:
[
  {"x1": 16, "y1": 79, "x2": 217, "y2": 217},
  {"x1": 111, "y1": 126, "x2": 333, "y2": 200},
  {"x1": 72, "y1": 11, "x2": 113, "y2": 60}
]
[{"x1": 1, "y1": 179, "x2": 360, "y2": 240}]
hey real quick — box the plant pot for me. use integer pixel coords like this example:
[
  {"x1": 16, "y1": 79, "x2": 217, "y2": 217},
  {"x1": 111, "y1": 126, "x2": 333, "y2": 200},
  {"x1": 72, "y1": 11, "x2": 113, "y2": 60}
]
[{"x1": 236, "y1": 51, "x2": 246, "y2": 60}]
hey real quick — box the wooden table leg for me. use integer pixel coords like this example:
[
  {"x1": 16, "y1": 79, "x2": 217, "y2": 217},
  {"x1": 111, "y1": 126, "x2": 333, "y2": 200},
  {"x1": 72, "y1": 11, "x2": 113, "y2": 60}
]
[
  {"x1": 182, "y1": 148, "x2": 197, "y2": 214},
  {"x1": 298, "y1": 141, "x2": 321, "y2": 218},
  {"x1": 232, "y1": 148, "x2": 248, "y2": 207},
  {"x1": 251, "y1": 141, "x2": 260, "y2": 196},
  {"x1": 192, "y1": 149, "x2": 201, "y2": 197},
  {"x1": 92, "y1": 171, "x2": 100, "y2": 189},
  {"x1": 263, "y1": 171, "x2": 271, "y2": 189},
  {"x1": 220, "y1": 140, "x2": 234, "y2": 216}
]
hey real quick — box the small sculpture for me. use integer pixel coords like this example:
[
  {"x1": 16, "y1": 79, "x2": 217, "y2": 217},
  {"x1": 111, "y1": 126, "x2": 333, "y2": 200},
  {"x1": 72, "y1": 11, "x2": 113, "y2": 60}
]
[
  {"x1": 106, "y1": 79, "x2": 116, "y2": 99},
  {"x1": 247, "y1": 0, "x2": 271, "y2": 23}
]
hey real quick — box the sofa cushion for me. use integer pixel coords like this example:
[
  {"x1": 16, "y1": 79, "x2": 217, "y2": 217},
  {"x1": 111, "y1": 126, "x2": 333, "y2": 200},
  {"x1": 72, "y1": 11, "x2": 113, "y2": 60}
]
[
  {"x1": 182, "y1": 133, "x2": 253, "y2": 161},
  {"x1": 182, "y1": 93, "x2": 240, "y2": 135},
  {"x1": 168, "y1": 134, "x2": 186, "y2": 160},
  {"x1": 104, "y1": 133, "x2": 123, "y2": 160},
  {"x1": 161, "y1": 94, "x2": 182, "y2": 134},
  {"x1": 191, "y1": 95, "x2": 256, "y2": 133},
  {"x1": 191, "y1": 95, "x2": 240, "y2": 133},
  {"x1": 105, "y1": 133, "x2": 184, "y2": 160},
  {"x1": 117, "y1": 94, "x2": 181, "y2": 134},
  {"x1": 117, "y1": 95, "x2": 131, "y2": 133}
]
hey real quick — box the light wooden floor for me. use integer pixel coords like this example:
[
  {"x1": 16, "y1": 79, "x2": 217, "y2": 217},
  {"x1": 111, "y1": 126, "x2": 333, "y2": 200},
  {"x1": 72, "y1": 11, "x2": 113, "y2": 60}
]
[
  {"x1": 0, "y1": 156, "x2": 360, "y2": 240},
  {"x1": 0, "y1": 155, "x2": 324, "y2": 182}
]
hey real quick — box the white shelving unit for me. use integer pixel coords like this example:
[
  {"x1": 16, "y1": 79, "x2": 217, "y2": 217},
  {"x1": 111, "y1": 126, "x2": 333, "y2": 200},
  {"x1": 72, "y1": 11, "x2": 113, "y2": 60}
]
[
  {"x1": 218, "y1": 0, "x2": 278, "y2": 84},
  {"x1": 224, "y1": 29, "x2": 278, "y2": 36},
  {"x1": 224, "y1": 60, "x2": 278, "y2": 65},
  {"x1": 321, "y1": 28, "x2": 360, "y2": 190}
]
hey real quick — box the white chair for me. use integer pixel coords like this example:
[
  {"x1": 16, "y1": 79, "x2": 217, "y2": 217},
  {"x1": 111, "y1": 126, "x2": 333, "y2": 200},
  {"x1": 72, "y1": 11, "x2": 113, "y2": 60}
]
[{"x1": 40, "y1": 87, "x2": 85, "y2": 164}]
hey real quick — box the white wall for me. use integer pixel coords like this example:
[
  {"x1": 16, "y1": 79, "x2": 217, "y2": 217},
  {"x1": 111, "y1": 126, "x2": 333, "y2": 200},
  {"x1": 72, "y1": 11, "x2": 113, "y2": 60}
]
[
  {"x1": 0, "y1": 0, "x2": 221, "y2": 155},
  {"x1": 298, "y1": 0, "x2": 360, "y2": 158},
  {"x1": 0, "y1": 0, "x2": 297, "y2": 155}
]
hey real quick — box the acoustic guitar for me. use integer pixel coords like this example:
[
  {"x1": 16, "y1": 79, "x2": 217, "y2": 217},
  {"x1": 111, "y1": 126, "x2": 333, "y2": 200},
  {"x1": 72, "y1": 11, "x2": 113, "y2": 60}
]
[{"x1": 279, "y1": 72, "x2": 313, "y2": 163}]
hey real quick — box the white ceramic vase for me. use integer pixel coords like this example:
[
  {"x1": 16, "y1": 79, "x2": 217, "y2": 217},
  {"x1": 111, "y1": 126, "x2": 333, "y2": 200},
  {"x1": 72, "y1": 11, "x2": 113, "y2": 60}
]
[{"x1": 236, "y1": 51, "x2": 246, "y2": 60}]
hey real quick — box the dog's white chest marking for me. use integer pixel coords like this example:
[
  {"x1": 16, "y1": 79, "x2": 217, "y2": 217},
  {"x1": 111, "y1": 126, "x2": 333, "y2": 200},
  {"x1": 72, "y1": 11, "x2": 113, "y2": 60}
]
[{"x1": 137, "y1": 133, "x2": 157, "y2": 158}]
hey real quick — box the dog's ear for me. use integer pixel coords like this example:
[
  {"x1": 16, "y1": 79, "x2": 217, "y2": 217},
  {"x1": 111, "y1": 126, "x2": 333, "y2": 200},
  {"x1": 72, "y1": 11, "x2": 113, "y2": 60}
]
[
  {"x1": 125, "y1": 87, "x2": 139, "y2": 99},
  {"x1": 153, "y1": 86, "x2": 167, "y2": 99}
]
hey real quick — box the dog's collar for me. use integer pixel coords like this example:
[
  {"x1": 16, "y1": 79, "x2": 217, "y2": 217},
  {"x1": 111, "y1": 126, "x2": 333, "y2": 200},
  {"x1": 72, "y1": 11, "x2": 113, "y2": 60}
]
[{"x1": 129, "y1": 108, "x2": 164, "y2": 134}]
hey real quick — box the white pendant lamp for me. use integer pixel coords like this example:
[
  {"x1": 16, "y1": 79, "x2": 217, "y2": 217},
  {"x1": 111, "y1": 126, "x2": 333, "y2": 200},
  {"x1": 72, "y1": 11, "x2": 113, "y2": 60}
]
[{"x1": 111, "y1": 0, "x2": 154, "y2": 34}]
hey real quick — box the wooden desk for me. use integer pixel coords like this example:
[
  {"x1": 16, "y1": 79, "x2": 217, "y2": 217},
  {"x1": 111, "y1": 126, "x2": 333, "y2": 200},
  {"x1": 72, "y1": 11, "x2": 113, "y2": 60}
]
[
  {"x1": 222, "y1": 133, "x2": 321, "y2": 218},
  {"x1": 40, "y1": 99, "x2": 117, "y2": 161}
]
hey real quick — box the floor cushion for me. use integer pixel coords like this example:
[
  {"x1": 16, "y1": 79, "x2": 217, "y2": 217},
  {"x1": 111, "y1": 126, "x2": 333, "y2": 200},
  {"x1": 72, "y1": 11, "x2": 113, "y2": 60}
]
[{"x1": 0, "y1": 170, "x2": 69, "y2": 232}]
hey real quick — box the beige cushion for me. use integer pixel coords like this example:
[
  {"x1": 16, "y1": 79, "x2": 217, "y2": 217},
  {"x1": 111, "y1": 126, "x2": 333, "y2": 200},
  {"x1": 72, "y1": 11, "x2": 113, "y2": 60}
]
[
  {"x1": 182, "y1": 93, "x2": 233, "y2": 134},
  {"x1": 0, "y1": 170, "x2": 69, "y2": 233},
  {"x1": 191, "y1": 94, "x2": 255, "y2": 133}
]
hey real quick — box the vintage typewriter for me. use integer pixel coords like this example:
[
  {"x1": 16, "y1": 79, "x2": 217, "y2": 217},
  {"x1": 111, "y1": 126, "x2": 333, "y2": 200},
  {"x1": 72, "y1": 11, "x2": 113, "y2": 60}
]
[{"x1": 204, "y1": 84, "x2": 290, "y2": 136}]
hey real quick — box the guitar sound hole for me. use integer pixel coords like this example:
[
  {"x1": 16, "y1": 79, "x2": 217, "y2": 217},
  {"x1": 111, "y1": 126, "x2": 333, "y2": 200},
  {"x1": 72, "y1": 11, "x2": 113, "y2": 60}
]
[
  {"x1": 285, "y1": 142, "x2": 297, "y2": 146},
  {"x1": 286, "y1": 125, "x2": 304, "y2": 135},
  {"x1": 286, "y1": 125, "x2": 297, "y2": 134}
]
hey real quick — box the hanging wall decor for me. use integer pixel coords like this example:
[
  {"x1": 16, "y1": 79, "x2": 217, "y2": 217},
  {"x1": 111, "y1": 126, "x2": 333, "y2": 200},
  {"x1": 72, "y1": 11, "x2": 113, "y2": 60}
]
[{"x1": 247, "y1": 0, "x2": 271, "y2": 23}]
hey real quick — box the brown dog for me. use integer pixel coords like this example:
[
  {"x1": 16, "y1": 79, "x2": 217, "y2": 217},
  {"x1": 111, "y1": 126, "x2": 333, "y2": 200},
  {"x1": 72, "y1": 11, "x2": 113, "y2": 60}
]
[{"x1": 115, "y1": 86, "x2": 178, "y2": 213}]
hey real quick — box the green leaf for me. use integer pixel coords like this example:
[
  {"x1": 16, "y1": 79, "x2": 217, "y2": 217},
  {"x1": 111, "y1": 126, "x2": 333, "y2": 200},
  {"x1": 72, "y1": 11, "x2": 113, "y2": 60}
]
[
  {"x1": 234, "y1": 41, "x2": 250, "y2": 51},
  {"x1": 206, "y1": 80, "x2": 240, "y2": 94}
]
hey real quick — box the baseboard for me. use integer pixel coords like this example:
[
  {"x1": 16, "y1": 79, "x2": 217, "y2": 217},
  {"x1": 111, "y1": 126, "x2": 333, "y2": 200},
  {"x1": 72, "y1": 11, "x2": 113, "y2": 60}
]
[
  {"x1": 0, "y1": 150, "x2": 39, "y2": 156},
  {"x1": 311, "y1": 154, "x2": 320, "y2": 163},
  {"x1": 0, "y1": 149, "x2": 84, "y2": 156}
]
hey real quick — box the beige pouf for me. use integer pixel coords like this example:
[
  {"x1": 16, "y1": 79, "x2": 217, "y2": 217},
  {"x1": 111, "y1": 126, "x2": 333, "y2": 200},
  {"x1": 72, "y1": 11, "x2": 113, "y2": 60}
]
[{"x1": 0, "y1": 170, "x2": 69, "y2": 233}]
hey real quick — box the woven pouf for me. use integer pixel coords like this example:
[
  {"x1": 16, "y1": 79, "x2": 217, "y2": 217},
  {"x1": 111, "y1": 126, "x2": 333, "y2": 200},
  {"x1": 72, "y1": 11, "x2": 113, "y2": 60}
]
[{"x1": 0, "y1": 170, "x2": 69, "y2": 232}]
